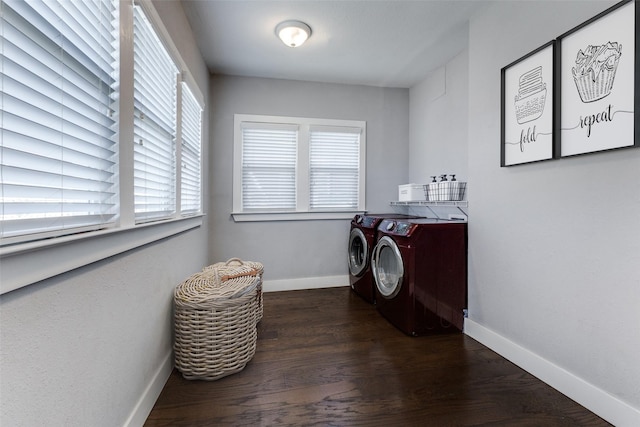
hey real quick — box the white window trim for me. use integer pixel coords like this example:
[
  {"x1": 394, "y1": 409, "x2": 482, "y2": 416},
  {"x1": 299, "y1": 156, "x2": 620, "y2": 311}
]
[
  {"x1": 231, "y1": 211, "x2": 362, "y2": 222},
  {"x1": 0, "y1": 215, "x2": 204, "y2": 295},
  {"x1": 0, "y1": 0, "x2": 205, "y2": 295},
  {"x1": 232, "y1": 114, "x2": 366, "y2": 222}
]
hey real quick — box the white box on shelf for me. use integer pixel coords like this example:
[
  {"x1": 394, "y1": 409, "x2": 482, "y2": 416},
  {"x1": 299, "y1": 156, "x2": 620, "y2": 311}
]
[{"x1": 398, "y1": 184, "x2": 426, "y2": 201}]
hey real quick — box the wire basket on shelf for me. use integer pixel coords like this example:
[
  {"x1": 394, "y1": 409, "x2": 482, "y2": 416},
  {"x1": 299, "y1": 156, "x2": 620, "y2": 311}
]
[{"x1": 423, "y1": 181, "x2": 467, "y2": 202}]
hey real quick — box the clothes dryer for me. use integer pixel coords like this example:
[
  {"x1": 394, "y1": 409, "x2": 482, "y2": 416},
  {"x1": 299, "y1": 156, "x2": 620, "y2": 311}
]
[
  {"x1": 348, "y1": 213, "x2": 417, "y2": 304},
  {"x1": 371, "y1": 218, "x2": 467, "y2": 336}
]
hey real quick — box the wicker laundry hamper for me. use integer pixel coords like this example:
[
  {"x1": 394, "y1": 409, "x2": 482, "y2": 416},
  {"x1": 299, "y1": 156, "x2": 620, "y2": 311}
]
[
  {"x1": 204, "y1": 258, "x2": 264, "y2": 322},
  {"x1": 173, "y1": 269, "x2": 260, "y2": 380}
]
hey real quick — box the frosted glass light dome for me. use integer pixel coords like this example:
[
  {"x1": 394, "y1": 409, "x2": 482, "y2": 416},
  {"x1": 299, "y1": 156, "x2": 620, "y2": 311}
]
[{"x1": 275, "y1": 20, "x2": 311, "y2": 48}]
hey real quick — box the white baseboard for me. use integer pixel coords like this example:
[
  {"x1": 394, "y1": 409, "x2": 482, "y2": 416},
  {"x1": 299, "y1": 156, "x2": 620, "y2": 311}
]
[
  {"x1": 263, "y1": 275, "x2": 349, "y2": 293},
  {"x1": 123, "y1": 351, "x2": 173, "y2": 427},
  {"x1": 464, "y1": 318, "x2": 640, "y2": 427}
]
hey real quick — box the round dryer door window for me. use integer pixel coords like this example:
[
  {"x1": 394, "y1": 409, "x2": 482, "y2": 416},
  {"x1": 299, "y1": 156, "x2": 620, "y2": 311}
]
[
  {"x1": 372, "y1": 236, "x2": 404, "y2": 298},
  {"x1": 348, "y1": 228, "x2": 368, "y2": 276}
]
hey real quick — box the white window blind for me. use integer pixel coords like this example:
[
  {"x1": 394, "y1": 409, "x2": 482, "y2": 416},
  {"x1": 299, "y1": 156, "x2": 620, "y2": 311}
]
[
  {"x1": 132, "y1": 4, "x2": 178, "y2": 223},
  {"x1": 180, "y1": 82, "x2": 202, "y2": 215},
  {"x1": 0, "y1": 0, "x2": 119, "y2": 243},
  {"x1": 241, "y1": 123, "x2": 297, "y2": 210},
  {"x1": 309, "y1": 126, "x2": 361, "y2": 210}
]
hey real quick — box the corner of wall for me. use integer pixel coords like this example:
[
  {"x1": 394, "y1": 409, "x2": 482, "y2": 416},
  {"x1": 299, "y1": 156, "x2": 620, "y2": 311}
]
[{"x1": 123, "y1": 352, "x2": 174, "y2": 427}]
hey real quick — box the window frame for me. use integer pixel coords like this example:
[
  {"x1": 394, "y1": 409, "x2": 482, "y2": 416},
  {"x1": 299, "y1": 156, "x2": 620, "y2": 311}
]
[
  {"x1": 232, "y1": 114, "x2": 366, "y2": 222},
  {"x1": 0, "y1": 0, "x2": 205, "y2": 295},
  {"x1": 179, "y1": 82, "x2": 204, "y2": 216},
  {"x1": 132, "y1": 2, "x2": 180, "y2": 223},
  {"x1": 0, "y1": 0, "x2": 120, "y2": 245}
]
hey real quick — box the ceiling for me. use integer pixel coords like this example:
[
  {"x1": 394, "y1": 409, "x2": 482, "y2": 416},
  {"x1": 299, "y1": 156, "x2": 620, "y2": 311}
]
[{"x1": 180, "y1": 0, "x2": 490, "y2": 88}]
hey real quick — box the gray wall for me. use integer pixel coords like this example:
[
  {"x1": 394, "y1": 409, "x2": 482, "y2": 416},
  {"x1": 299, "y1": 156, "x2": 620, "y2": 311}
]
[
  {"x1": 0, "y1": 2, "x2": 210, "y2": 426},
  {"x1": 466, "y1": 0, "x2": 640, "y2": 422},
  {"x1": 208, "y1": 76, "x2": 409, "y2": 285},
  {"x1": 410, "y1": 48, "x2": 469, "y2": 184},
  {"x1": 407, "y1": 48, "x2": 469, "y2": 220}
]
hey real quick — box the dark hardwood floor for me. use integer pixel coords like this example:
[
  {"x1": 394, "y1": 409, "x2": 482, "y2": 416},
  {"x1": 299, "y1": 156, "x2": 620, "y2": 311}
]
[{"x1": 145, "y1": 286, "x2": 610, "y2": 426}]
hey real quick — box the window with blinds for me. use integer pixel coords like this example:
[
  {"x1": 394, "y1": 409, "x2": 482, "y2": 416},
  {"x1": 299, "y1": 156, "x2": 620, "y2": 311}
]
[
  {"x1": 0, "y1": 0, "x2": 119, "y2": 243},
  {"x1": 309, "y1": 127, "x2": 361, "y2": 210},
  {"x1": 1, "y1": 0, "x2": 206, "y2": 291},
  {"x1": 1, "y1": 0, "x2": 204, "y2": 249},
  {"x1": 132, "y1": 5, "x2": 178, "y2": 223},
  {"x1": 241, "y1": 123, "x2": 298, "y2": 211},
  {"x1": 234, "y1": 115, "x2": 365, "y2": 219},
  {"x1": 180, "y1": 82, "x2": 203, "y2": 215}
]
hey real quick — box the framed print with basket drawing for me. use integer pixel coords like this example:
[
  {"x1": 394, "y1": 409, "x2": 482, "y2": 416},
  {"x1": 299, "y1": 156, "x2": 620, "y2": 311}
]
[
  {"x1": 557, "y1": 0, "x2": 638, "y2": 158},
  {"x1": 501, "y1": 41, "x2": 555, "y2": 166}
]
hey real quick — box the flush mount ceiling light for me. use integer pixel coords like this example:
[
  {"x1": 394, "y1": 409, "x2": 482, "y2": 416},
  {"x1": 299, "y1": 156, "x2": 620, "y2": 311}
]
[{"x1": 275, "y1": 20, "x2": 311, "y2": 48}]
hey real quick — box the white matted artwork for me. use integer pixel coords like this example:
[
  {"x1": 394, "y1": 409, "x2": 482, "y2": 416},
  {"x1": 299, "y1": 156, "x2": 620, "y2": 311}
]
[
  {"x1": 501, "y1": 41, "x2": 555, "y2": 166},
  {"x1": 559, "y1": 0, "x2": 637, "y2": 157}
]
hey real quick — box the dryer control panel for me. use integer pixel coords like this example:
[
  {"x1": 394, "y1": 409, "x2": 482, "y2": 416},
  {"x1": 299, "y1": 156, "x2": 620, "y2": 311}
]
[
  {"x1": 379, "y1": 219, "x2": 414, "y2": 236},
  {"x1": 378, "y1": 218, "x2": 458, "y2": 237},
  {"x1": 394, "y1": 222, "x2": 412, "y2": 235}
]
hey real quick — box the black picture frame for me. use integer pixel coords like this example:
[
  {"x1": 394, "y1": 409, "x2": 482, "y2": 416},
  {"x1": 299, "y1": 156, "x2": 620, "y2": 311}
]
[
  {"x1": 501, "y1": 41, "x2": 556, "y2": 167},
  {"x1": 556, "y1": 0, "x2": 638, "y2": 158}
]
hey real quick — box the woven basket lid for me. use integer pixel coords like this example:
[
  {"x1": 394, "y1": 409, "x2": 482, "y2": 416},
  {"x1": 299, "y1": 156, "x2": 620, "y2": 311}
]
[
  {"x1": 204, "y1": 258, "x2": 264, "y2": 277},
  {"x1": 174, "y1": 269, "x2": 259, "y2": 304}
]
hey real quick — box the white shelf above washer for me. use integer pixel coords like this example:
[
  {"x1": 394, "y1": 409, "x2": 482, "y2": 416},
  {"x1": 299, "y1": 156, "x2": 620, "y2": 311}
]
[
  {"x1": 390, "y1": 200, "x2": 468, "y2": 207},
  {"x1": 390, "y1": 200, "x2": 468, "y2": 221}
]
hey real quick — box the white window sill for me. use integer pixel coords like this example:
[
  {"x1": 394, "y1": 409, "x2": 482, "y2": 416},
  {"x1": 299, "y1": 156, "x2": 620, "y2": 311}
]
[
  {"x1": 0, "y1": 215, "x2": 204, "y2": 295},
  {"x1": 231, "y1": 211, "x2": 364, "y2": 222}
]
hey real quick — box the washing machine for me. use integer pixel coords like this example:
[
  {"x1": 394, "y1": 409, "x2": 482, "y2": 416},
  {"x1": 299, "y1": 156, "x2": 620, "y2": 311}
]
[
  {"x1": 348, "y1": 213, "x2": 417, "y2": 304},
  {"x1": 371, "y1": 218, "x2": 467, "y2": 336}
]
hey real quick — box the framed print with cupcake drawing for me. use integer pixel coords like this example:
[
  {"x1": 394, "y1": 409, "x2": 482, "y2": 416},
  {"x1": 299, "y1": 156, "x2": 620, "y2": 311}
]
[
  {"x1": 558, "y1": 0, "x2": 638, "y2": 158},
  {"x1": 501, "y1": 41, "x2": 555, "y2": 166}
]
